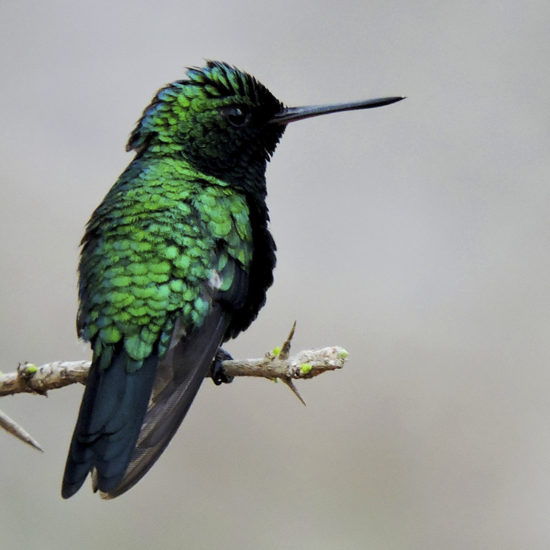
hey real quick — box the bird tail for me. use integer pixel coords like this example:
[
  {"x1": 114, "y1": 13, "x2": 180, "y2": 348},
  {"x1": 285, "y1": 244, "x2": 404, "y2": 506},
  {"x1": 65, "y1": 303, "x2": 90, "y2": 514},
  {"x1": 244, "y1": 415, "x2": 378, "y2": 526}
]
[
  {"x1": 99, "y1": 305, "x2": 229, "y2": 498},
  {"x1": 61, "y1": 348, "x2": 158, "y2": 498}
]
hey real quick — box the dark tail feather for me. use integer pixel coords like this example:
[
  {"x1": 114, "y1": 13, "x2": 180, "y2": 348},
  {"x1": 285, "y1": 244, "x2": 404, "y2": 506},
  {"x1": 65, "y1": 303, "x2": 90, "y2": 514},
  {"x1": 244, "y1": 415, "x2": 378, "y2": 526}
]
[
  {"x1": 61, "y1": 350, "x2": 157, "y2": 498},
  {"x1": 100, "y1": 305, "x2": 229, "y2": 498}
]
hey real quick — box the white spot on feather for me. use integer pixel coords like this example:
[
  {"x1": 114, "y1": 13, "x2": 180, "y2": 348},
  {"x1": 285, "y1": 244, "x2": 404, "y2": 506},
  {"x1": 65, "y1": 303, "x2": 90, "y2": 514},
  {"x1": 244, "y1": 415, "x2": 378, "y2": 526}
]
[{"x1": 208, "y1": 269, "x2": 223, "y2": 291}]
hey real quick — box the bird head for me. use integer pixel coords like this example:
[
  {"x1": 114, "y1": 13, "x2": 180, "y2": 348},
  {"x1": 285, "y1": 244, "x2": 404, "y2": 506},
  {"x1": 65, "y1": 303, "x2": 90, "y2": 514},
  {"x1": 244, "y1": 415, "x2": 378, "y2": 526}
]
[
  {"x1": 127, "y1": 61, "x2": 404, "y2": 191},
  {"x1": 127, "y1": 61, "x2": 286, "y2": 189}
]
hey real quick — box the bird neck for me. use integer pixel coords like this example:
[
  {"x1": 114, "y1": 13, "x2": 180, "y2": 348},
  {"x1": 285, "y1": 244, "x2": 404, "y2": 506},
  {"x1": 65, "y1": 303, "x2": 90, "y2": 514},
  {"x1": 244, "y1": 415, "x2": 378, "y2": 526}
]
[{"x1": 134, "y1": 151, "x2": 269, "y2": 201}]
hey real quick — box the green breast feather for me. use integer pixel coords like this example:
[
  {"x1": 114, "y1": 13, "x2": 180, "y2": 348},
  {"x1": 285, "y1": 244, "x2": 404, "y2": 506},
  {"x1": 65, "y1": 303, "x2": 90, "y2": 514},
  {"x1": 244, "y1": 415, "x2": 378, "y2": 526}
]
[{"x1": 78, "y1": 157, "x2": 253, "y2": 372}]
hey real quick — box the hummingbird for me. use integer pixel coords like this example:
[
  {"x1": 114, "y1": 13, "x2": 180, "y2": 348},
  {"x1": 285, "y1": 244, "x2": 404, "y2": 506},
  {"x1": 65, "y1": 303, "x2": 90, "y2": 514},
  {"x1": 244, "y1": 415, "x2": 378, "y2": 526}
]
[{"x1": 61, "y1": 61, "x2": 403, "y2": 499}]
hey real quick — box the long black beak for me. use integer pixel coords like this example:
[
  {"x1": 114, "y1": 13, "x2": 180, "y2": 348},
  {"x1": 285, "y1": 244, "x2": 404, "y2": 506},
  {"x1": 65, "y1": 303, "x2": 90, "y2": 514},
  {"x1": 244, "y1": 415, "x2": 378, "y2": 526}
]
[{"x1": 270, "y1": 96, "x2": 405, "y2": 125}]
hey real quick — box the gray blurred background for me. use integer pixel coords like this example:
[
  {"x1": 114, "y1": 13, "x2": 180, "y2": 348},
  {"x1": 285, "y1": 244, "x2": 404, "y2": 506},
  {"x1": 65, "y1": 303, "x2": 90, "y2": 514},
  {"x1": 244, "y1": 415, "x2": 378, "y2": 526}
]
[{"x1": 1, "y1": 1, "x2": 549, "y2": 549}]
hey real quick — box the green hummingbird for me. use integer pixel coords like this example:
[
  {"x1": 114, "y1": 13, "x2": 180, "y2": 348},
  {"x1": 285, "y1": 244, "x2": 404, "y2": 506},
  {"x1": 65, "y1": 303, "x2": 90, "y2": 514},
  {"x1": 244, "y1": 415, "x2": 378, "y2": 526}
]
[{"x1": 61, "y1": 61, "x2": 403, "y2": 499}]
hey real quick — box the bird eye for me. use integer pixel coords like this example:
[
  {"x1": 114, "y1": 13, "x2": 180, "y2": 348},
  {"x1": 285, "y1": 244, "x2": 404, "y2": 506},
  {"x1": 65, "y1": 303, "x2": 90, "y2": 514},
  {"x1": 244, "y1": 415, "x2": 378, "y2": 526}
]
[{"x1": 221, "y1": 106, "x2": 251, "y2": 127}]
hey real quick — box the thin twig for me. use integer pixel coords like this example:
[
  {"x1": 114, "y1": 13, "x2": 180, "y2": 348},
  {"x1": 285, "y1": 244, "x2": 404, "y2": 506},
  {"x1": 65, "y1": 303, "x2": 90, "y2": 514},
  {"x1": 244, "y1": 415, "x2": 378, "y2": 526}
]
[{"x1": 0, "y1": 408, "x2": 43, "y2": 451}]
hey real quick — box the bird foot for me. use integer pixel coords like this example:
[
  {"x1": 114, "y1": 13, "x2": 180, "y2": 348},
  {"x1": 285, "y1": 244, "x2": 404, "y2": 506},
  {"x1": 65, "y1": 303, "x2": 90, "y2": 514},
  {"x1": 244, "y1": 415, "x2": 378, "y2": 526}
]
[{"x1": 210, "y1": 348, "x2": 234, "y2": 385}]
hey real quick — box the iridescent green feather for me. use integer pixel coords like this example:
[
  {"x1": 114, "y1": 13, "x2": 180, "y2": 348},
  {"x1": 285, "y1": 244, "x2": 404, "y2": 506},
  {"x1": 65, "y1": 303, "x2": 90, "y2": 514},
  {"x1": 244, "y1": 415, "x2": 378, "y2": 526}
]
[{"x1": 78, "y1": 158, "x2": 253, "y2": 369}]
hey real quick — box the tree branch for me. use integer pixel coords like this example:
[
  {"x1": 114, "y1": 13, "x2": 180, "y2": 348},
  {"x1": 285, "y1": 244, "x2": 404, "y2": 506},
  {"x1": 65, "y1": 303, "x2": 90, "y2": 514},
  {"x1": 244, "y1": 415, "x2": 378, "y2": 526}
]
[
  {"x1": 0, "y1": 326, "x2": 348, "y2": 449},
  {"x1": 0, "y1": 346, "x2": 347, "y2": 398}
]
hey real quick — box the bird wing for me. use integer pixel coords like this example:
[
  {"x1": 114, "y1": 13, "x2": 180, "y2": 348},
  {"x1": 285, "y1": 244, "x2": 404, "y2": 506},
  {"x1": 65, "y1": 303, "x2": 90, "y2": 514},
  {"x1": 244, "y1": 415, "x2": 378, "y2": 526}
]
[
  {"x1": 97, "y1": 249, "x2": 250, "y2": 498},
  {"x1": 98, "y1": 302, "x2": 230, "y2": 498}
]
